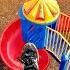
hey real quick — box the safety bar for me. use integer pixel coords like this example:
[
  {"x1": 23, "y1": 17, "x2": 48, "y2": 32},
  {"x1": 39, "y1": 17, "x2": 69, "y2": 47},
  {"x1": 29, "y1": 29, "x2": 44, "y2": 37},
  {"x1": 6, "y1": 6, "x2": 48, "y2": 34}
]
[{"x1": 46, "y1": 26, "x2": 70, "y2": 61}]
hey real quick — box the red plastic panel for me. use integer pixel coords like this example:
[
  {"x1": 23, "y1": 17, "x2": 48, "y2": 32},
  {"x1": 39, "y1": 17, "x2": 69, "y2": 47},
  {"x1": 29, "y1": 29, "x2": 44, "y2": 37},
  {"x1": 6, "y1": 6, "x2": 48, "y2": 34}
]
[
  {"x1": 57, "y1": 13, "x2": 70, "y2": 32},
  {"x1": 38, "y1": 49, "x2": 50, "y2": 70},
  {"x1": 0, "y1": 18, "x2": 50, "y2": 70}
]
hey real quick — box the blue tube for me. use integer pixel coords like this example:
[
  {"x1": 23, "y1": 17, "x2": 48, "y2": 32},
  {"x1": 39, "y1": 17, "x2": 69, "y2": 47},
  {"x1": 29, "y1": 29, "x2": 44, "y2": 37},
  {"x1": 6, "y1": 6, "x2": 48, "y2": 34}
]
[
  {"x1": 18, "y1": 5, "x2": 57, "y2": 49},
  {"x1": 59, "y1": 55, "x2": 69, "y2": 70}
]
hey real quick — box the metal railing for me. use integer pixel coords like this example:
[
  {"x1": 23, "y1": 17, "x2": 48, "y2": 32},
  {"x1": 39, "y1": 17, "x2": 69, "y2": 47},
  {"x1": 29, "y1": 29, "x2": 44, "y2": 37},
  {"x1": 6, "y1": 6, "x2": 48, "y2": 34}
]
[{"x1": 46, "y1": 26, "x2": 70, "y2": 61}]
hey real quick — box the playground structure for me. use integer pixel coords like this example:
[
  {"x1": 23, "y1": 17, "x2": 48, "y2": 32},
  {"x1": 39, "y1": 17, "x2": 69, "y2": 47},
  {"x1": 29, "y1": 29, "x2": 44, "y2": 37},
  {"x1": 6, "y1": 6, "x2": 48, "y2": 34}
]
[
  {"x1": 0, "y1": 0, "x2": 70, "y2": 70},
  {"x1": 0, "y1": 13, "x2": 70, "y2": 70}
]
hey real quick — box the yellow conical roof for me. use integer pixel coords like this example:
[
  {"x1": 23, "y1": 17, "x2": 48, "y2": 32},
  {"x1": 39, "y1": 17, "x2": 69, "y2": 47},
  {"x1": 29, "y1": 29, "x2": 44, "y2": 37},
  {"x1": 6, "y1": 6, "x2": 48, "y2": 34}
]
[{"x1": 23, "y1": 0, "x2": 60, "y2": 24}]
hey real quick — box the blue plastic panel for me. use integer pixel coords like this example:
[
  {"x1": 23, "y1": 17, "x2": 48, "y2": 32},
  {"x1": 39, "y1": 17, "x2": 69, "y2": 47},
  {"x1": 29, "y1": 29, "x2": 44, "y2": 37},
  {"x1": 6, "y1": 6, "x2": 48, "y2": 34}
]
[{"x1": 18, "y1": 5, "x2": 57, "y2": 49}]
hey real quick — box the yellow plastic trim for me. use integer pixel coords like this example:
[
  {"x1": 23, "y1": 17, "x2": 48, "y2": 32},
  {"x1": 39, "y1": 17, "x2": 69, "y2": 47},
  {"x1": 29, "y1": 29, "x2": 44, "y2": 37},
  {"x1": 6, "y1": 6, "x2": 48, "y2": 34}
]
[
  {"x1": 23, "y1": 10, "x2": 60, "y2": 24},
  {"x1": 23, "y1": 0, "x2": 60, "y2": 24}
]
